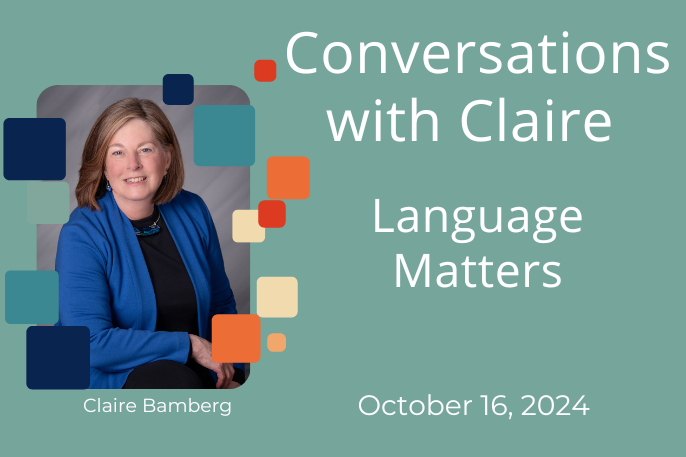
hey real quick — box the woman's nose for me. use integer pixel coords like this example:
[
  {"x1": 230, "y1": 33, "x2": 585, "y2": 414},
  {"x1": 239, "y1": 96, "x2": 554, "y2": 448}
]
[{"x1": 127, "y1": 152, "x2": 142, "y2": 170}]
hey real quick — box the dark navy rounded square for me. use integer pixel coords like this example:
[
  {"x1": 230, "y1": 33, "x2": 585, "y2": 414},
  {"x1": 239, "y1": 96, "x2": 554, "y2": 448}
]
[
  {"x1": 26, "y1": 326, "x2": 90, "y2": 390},
  {"x1": 3, "y1": 118, "x2": 66, "y2": 181},
  {"x1": 163, "y1": 74, "x2": 195, "y2": 105}
]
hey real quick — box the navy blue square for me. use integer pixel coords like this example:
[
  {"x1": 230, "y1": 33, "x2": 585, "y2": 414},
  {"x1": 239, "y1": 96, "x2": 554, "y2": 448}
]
[
  {"x1": 3, "y1": 118, "x2": 66, "y2": 181},
  {"x1": 163, "y1": 74, "x2": 194, "y2": 105},
  {"x1": 26, "y1": 326, "x2": 90, "y2": 389}
]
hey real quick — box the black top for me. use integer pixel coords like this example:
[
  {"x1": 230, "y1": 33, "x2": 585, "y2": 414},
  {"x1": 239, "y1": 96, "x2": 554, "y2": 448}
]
[
  {"x1": 130, "y1": 206, "x2": 198, "y2": 335},
  {"x1": 130, "y1": 206, "x2": 245, "y2": 386}
]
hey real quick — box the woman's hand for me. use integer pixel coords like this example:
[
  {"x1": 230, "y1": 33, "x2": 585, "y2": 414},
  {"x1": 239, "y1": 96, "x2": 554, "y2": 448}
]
[{"x1": 189, "y1": 334, "x2": 235, "y2": 389}]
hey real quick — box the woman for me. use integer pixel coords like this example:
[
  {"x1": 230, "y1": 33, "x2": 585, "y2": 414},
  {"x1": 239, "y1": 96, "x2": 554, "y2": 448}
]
[{"x1": 55, "y1": 98, "x2": 244, "y2": 389}]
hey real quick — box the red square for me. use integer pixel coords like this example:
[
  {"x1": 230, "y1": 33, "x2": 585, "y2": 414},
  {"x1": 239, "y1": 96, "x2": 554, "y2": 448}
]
[
  {"x1": 258, "y1": 200, "x2": 286, "y2": 228},
  {"x1": 254, "y1": 60, "x2": 276, "y2": 82}
]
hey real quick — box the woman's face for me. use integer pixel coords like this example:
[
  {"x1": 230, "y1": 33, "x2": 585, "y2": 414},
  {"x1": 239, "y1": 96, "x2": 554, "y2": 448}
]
[{"x1": 104, "y1": 119, "x2": 171, "y2": 215}]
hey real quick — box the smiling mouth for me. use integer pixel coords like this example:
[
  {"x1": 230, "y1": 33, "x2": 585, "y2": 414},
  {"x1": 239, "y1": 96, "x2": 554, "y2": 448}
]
[{"x1": 125, "y1": 177, "x2": 147, "y2": 183}]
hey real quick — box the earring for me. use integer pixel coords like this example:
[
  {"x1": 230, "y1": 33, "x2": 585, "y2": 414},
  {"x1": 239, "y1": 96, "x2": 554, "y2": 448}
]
[
  {"x1": 106, "y1": 180, "x2": 112, "y2": 191},
  {"x1": 163, "y1": 169, "x2": 168, "y2": 185}
]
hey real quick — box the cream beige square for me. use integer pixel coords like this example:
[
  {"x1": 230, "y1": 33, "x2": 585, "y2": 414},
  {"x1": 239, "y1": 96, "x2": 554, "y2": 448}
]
[
  {"x1": 257, "y1": 277, "x2": 298, "y2": 318},
  {"x1": 232, "y1": 210, "x2": 265, "y2": 243}
]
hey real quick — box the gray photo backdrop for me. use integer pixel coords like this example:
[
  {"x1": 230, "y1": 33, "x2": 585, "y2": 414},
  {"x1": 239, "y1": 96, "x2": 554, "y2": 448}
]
[{"x1": 37, "y1": 85, "x2": 250, "y2": 315}]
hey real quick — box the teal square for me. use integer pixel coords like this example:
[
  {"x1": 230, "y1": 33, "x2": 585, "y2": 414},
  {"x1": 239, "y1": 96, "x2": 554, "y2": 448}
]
[
  {"x1": 5, "y1": 270, "x2": 59, "y2": 324},
  {"x1": 194, "y1": 105, "x2": 255, "y2": 166},
  {"x1": 27, "y1": 181, "x2": 69, "y2": 224}
]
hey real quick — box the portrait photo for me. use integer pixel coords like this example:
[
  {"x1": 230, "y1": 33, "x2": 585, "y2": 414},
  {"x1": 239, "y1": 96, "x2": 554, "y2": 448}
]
[{"x1": 37, "y1": 85, "x2": 252, "y2": 389}]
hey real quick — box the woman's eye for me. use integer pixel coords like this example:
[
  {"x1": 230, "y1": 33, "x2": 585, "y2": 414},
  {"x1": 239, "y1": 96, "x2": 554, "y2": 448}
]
[
  {"x1": 141, "y1": 148, "x2": 152, "y2": 153},
  {"x1": 112, "y1": 150, "x2": 123, "y2": 156}
]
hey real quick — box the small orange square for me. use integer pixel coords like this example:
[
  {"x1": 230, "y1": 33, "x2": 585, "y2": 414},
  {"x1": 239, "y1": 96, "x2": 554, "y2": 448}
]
[
  {"x1": 212, "y1": 314, "x2": 261, "y2": 363},
  {"x1": 267, "y1": 156, "x2": 310, "y2": 200},
  {"x1": 267, "y1": 333, "x2": 287, "y2": 352}
]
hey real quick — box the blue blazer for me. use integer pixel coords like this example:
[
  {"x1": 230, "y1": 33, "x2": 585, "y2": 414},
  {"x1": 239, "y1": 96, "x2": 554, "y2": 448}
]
[{"x1": 55, "y1": 190, "x2": 242, "y2": 389}]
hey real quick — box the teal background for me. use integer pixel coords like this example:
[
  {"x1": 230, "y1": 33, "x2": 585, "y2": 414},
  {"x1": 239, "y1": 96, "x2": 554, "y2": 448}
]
[{"x1": 0, "y1": 0, "x2": 683, "y2": 455}]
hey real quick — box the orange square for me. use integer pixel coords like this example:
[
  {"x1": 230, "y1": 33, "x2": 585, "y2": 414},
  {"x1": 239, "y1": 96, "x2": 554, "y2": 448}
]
[
  {"x1": 212, "y1": 314, "x2": 261, "y2": 363},
  {"x1": 267, "y1": 333, "x2": 287, "y2": 352},
  {"x1": 267, "y1": 157, "x2": 310, "y2": 199}
]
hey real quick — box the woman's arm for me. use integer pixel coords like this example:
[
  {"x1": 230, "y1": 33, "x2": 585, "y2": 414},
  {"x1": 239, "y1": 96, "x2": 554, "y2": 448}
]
[
  {"x1": 203, "y1": 207, "x2": 237, "y2": 322},
  {"x1": 56, "y1": 223, "x2": 190, "y2": 373},
  {"x1": 200, "y1": 200, "x2": 246, "y2": 381}
]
